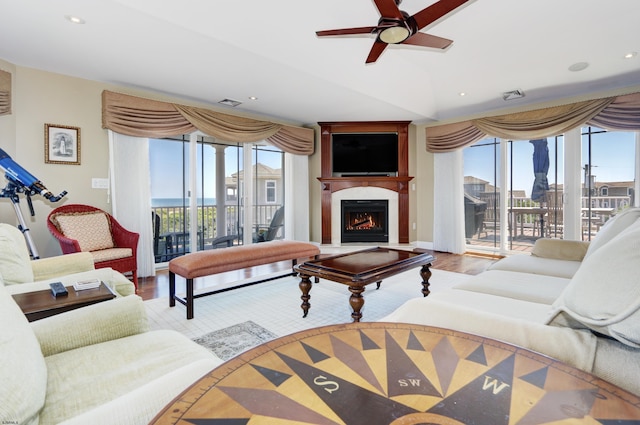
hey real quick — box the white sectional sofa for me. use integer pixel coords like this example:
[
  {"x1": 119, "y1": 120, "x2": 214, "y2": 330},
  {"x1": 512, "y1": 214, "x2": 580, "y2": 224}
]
[{"x1": 383, "y1": 207, "x2": 640, "y2": 396}]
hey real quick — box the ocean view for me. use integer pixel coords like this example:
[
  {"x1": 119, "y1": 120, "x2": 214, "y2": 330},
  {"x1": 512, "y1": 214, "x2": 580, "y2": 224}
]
[{"x1": 151, "y1": 198, "x2": 217, "y2": 207}]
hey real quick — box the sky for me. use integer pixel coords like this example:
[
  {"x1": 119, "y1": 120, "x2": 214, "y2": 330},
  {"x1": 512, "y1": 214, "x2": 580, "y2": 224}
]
[
  {"x1": 149, "y1": 139, "x2": 283, "y2": 199},
  {"x1": 464, "y1": 130, "x2": 636, "y2": 197}
]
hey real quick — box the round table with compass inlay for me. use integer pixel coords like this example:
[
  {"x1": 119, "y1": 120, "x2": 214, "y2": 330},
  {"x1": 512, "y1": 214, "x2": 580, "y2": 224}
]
[{"x1": 150, "y1": 322, "x2": 640, "y2": 425}]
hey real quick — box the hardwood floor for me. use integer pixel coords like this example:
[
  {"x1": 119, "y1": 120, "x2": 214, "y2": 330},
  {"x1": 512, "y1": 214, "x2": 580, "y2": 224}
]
[{"x1": 136, "y1": 250, "x2": 500, "y2": 301}]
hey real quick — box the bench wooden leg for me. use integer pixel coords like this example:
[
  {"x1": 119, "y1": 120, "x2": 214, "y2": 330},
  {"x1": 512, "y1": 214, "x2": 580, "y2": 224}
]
[
  {"x1": 169, "y1": 272, "x2": 176, "y2": 307},
  {"x1": 186, "y1": 278, "x2": 194, "y2": 320}
]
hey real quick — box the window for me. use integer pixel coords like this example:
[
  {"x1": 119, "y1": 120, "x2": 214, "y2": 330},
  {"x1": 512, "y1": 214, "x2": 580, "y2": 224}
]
[
  {"x1": 149, "y1": 136, "x2": 286, "y2": 263},
  {"x1": 266, "y1": 180, "x2": 276, "y2": 203},
  {"x1": 149, "y1": 136, "x2": 244, "y2": 261},
  {"x1": 463, "y1": 138, "x2": 500, "y2": 249},
  {"x1": 581, "y1": 126, "x2": 636, "y2": 240},
  {"x1": 464, "y1": 128, "x2": 637, "y2": 252},
  {"x1": 252, "y1": 144, "x2": 285, "y2": 241}
]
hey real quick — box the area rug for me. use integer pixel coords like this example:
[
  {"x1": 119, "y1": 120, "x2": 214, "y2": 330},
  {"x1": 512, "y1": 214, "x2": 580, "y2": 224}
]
[
  {"x1": 192, "y1": 320, "x2": 278, "y2": 360},
  {"x1": 144, "y1": 268, "x2": 472, "y2": 344}
]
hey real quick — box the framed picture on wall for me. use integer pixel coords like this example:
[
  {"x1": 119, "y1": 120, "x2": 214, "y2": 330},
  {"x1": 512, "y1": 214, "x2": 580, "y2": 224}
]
[{"x1": 45, "y1": 124, "x2": 80, "y2": 165}]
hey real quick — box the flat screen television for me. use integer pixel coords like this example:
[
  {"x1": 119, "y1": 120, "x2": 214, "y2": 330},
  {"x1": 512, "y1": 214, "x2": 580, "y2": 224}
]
[{"x1": 331, "y1": 133, "x2": 398, "y2": 176}]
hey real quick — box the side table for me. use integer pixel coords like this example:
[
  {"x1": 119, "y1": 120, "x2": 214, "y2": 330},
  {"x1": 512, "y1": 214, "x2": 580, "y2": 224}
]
[{"x1": 12, "y1": 282, "x2": 117, "y2": 322}]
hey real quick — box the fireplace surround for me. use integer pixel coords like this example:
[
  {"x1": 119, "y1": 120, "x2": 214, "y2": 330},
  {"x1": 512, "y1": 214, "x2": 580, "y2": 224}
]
[{"x1": 318, "y1": 121, "x2": 413, "y2": 245}]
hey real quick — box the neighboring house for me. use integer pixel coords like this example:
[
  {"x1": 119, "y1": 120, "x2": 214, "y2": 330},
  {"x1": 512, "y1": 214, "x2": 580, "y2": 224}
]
[
  {"x1": 585, "y1": 180, "x2": 634, "y2": 209},
  {"x1": 463, "y1": 176, "x2": 490, "y2": 198},
  {"x1": 225, "y1": 163, "x2": 283, "y2": 207}
]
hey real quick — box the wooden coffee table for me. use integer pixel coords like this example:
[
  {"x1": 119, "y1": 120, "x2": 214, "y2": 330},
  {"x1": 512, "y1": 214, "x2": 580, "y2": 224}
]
[
  {"x1": 12, "y1": 282, "x2": 116, "y2": 321},
  {"x1": 294, "y1": 247, "x2": 434, "y2": 322},
  {"x1": 150, "y1": 322, "x2": 640, "y2": 424}
]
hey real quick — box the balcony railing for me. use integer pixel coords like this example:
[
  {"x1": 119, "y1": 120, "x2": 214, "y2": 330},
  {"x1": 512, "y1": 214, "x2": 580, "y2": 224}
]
[
  {"x1": 467, "y1": 194, "x2": 632, "y2": 252},
  {"x1": 152, "y1": 203, "x2": 282, "y2": 262}
]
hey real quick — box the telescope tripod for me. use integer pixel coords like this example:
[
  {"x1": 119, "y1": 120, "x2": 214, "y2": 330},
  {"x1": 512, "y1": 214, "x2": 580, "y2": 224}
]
[{"x1": 1, "y1": 179, "x2": 40, "y2": 259}]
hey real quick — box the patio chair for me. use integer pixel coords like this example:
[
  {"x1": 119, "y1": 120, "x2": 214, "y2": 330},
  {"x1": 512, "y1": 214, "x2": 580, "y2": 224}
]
[
  {"x1": 253, "y1": 206, "x2": 284, "y2": 243},
  {"x1": 47, "y1": 204, "x2": 139, "y2": 289}
]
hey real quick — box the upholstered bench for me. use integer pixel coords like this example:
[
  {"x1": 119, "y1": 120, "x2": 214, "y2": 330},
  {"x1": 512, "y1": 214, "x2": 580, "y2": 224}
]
[{"x1": 169, "y1": 240, "x2": 320, "y2": 319}]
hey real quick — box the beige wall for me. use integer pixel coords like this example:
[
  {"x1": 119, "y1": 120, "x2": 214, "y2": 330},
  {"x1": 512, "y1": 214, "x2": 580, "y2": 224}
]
[{"x1": 0, "y1": 66, "x2": 115, "y2": 257}]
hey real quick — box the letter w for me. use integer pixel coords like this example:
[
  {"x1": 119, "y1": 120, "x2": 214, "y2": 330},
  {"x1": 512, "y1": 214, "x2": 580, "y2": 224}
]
[{"x1": 482, "y1": 376, "x2": 510, "y2": 395}]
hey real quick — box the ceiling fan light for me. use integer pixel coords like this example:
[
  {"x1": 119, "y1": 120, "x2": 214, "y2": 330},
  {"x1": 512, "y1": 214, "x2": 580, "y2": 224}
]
[{"x1": 379, "y1": 26, "x2": 410, "y2": 44}]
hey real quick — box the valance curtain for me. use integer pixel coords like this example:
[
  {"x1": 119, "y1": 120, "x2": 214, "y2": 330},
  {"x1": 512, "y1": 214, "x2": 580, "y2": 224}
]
[
  {"x1": 0, "y1": 70, "x2": 11, "y2": 116},
  {"x1": 426, "y1": 92, "x2": 640, "y2": 152},
  {"x1": 102, "y1": 90, "x2": 314, "y2": 155},
  {"x1": 426, "y1": 90, "x2": 640, "y2": 254}
]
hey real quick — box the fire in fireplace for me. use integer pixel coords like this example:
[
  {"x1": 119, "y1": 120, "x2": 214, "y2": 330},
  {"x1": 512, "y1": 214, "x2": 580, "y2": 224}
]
[{"x1": 341, "y1": 200, "x2": 388, "y2": 243}]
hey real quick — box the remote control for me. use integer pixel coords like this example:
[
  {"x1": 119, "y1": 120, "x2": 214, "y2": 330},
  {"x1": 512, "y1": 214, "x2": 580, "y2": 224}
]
[{"x1": 50, "y1": 282, "x2": 69, "y2": 297}]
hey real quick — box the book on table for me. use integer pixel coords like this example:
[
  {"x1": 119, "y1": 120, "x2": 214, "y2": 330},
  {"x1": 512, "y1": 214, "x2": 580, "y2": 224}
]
[{"x1": 73, "y1": 278, "x2": 102, "y2": 291}]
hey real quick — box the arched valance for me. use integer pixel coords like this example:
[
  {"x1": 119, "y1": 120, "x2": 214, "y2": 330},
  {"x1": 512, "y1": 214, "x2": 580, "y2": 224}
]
[
  {"x1": 102, "y1": 90, "x2": 314, "y2": 155},
  {"x1": 0, "y1": 70, "x2": 11, "y2": 116},
  {"x1": 426, "y1": 92, "x2": 640, "y2": 153}
]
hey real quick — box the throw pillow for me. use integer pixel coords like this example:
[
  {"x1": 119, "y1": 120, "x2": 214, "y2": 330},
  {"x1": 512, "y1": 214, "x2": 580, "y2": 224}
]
[
  {"x1": 0, "y1": 223, "x2": 34, "y2": 284},
  {"x1": 584, "y1": 207, "x2": 640, "y2": 259},
  {"x1": 51, "y1": 211, "x2": 115, "y2": 252},
  {"x1": 547, "y1": 217, "x2": 640, "y2": 347}
]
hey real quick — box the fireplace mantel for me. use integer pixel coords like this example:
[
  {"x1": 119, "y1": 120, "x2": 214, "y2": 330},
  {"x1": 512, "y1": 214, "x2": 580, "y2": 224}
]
[
  {"x1": 318, "y1": 121, "x2": 413, "y2": 245},
  {"x1": 317, "y1": 176, "x2": 413, "y2": 193}
]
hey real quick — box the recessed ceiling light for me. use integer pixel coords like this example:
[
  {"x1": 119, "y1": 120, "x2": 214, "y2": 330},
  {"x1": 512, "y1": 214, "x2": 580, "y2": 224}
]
[
  {"x1": 218, "y1": 99, "x2": 242, "y2": 107},
  {"x1": 64, "y1": 15, "x2": 86, "y2": 24},
  {"x1": 624, "y1": 52, "x2": 638, "y2": 59},
  {"x1": 459, "y1": 92, "x2": 466, "y2": 97},
  {"x1": 568, "y1": 62, "x2": 589, "y2": 72},
  {"x1": 248, "y1": 96, "x2": 258, "y2": 101}
]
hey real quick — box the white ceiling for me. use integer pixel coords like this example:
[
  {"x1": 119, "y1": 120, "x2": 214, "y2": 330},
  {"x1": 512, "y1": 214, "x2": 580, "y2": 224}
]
[{"x1": 1, "y1": 0, "x2": 639, "y2": 127}]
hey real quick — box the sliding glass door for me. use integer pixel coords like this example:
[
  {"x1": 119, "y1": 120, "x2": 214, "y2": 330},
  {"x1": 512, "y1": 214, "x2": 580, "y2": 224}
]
[
  {"x1": 463, "y1": 128, "x2": 637, "y2": 253},
  {"x1": 149, "y1": 135, "x2": 284, "y2": 263}
]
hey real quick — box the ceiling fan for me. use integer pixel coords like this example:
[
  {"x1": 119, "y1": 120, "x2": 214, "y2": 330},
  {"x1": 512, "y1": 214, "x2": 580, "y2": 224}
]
[{"x1": 316, "y1": 0, "x2": 473, "y2": 63}]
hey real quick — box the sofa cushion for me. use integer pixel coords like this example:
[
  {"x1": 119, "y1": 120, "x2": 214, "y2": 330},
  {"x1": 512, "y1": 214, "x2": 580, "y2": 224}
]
[
  {"x1": 584, "y1": 207, "x2": 640, "y2": 259},
  {"x1": 454, "y1": 269, "x2": 570, "y2": 304},
  {"x1": 0, "y1": 285, "x2": 47, "y2": 425},
  {"x1": 548, "y1": 217, "x2": 640, "y2": 347},
  {"x1": 50, "y1": 211, "x2": 115, "y2": 252},
  {"x1": 531, "y1": 238, "x2": 590, "y2": 262},
  {"x1": 0, "y1": 223, "x2": 34, "y2": 284},
  {"x1": 39, "y1": 330, "x2": 218, "y2": 425},
  {"x1": 487, "y1": 253, "x2": 582, "y2": 279},
  {"x1": 380, "y1": 296, "x2": 598, "y2": 373}
]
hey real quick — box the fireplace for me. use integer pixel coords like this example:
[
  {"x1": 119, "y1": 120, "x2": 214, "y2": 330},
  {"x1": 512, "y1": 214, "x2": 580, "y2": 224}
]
[{"x1": 341, "y1": 200, "x2": 388, "y2": 243}]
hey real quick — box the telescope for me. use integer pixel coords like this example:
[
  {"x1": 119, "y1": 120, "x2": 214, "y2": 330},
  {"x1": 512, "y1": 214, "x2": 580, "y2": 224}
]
[
  {"x1": 0, "y1": 148, "x2": 67, "y2": 259},
  {"x1": 0, "y1": 148, "x2": 67, "y2": 201}
]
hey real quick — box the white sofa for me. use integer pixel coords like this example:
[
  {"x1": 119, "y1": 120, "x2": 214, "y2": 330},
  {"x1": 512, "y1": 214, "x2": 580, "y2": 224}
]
[
  {"x1": 383, "y1": 207, "x2": 640, "y2": 396},
  {"x1": 0, "y1": 223, "x2": 224, "y2": 424}
]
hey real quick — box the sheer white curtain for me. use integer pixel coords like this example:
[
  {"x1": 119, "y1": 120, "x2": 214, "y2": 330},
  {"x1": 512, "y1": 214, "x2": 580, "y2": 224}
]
[
  {"x1": 433, "y1": 150, "x2": 466, "y2": 254},
  {"x1": 108, "y1": 130, "x2": 155, "y2": 277}
]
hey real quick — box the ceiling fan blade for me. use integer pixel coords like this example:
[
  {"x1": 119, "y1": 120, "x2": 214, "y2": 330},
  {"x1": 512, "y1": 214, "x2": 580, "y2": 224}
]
[
  {"x1": 373, "y1": 0, "x2": 404, "y2": 19},
  {"x1": 316, "y1": 26, "x2": 379, "y2": 37},
  {"x1": 403, "y1": 32, "x2": 453, "y2": 49},
  {"x1": 366, "y1": 40, "x2": 388, "y2": 63},
  {"x1": 411, "y1": 0, "x2": 473, "y2": 31}
]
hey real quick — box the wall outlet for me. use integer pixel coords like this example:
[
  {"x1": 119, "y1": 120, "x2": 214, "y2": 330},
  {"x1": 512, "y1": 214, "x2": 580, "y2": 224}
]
[{"x1": 92, "y1": 178, "x2": 109, "y2": 189}]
